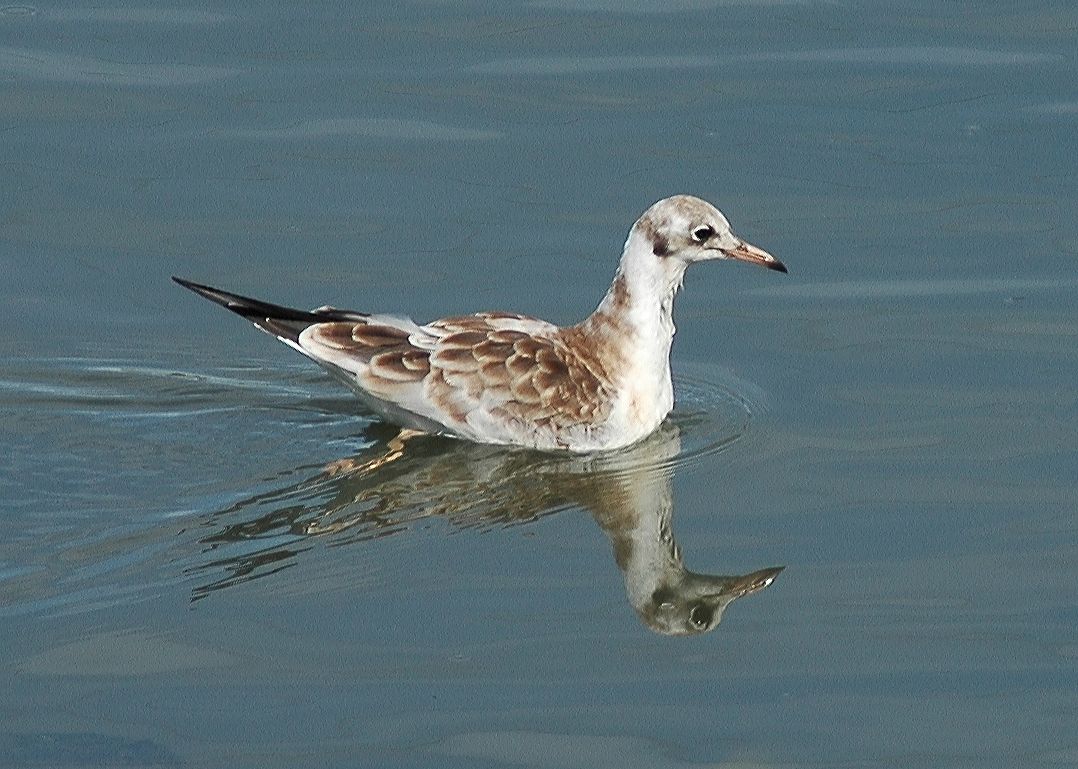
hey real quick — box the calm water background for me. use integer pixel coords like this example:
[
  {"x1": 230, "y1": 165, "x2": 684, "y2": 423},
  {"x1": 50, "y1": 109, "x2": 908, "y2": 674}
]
[{"x1": 2, "y1": 1, "x2": 1077, "y2": 767}]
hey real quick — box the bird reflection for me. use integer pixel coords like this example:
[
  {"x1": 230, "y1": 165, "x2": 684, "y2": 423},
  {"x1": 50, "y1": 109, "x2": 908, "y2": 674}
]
[{"x1": 190, "y1": 421, "x2": 782, "y2": 635}]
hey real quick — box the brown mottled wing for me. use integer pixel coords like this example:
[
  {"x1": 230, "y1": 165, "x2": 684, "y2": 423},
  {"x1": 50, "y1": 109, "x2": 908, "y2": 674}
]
[
  {"x1": 425, "y1": 319, "x2": 613, "y2": 436},
  {"x1": 298, "y1": 313, "x2": 613, "y2": 441}
]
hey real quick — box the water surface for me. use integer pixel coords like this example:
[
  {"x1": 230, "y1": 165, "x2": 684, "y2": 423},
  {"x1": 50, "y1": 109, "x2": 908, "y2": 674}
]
[{"x1": 2, "y1": 1, "x2": 1077, "y2": 767}]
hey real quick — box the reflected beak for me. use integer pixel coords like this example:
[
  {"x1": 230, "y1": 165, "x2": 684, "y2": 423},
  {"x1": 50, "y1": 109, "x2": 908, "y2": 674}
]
[
  {"x1": 723, "y1": 566, "x2": 785, "y2": 598},
  {"x1": 722, "y1": 240, "x2": 787, "y2": 273}
]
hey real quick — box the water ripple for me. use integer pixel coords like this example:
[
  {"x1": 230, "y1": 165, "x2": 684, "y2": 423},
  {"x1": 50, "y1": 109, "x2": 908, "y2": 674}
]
[
  {"x1": 0, "y1": 45, "x2": 237, "y2": 86},
  {"x1": 231, "y1": 118, "x2": 502, "y2": 142},
  {"x1": 0, "y1": 356, "x2": 768, "y2": 620}
]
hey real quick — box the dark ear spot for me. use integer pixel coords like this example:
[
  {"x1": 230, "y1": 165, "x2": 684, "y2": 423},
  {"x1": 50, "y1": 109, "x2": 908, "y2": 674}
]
[{"x1": 652, "y1": 234, "x2": 670, "y2": 257}]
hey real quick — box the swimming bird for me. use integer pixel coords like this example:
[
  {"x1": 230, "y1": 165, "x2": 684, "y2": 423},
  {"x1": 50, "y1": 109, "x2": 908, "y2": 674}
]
[{"x1": 174, "y1": 194, "x2": 786, "y2": 452}]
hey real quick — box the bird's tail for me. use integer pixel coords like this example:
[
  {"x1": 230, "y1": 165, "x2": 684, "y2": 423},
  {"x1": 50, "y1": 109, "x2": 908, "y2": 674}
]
[{"x1": 172, "y1": 276, "x2": 368, "y2": 345}]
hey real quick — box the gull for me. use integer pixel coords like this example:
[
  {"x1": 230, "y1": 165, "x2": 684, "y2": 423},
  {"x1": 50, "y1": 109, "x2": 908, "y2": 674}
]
[{"x1": 174, "y1": 194, "x2": 786, "y2": 452}]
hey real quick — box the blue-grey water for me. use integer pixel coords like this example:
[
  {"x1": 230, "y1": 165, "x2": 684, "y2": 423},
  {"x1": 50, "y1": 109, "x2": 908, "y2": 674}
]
[{"x1": 3, "y1": 2, "x2": 1077, "y2": 767}]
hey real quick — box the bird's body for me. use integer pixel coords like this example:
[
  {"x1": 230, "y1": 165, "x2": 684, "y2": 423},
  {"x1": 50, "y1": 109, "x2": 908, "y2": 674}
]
[{"x1": 175, "y1": 195, "x2": 786, "y2": 452}]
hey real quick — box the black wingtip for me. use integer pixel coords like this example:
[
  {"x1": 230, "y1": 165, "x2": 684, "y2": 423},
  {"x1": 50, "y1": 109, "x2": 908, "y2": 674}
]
[
  {"x1": 172, "y1": 276, "x2": 207, "y2": 290},
  {"x1": 171, "y1": 276, "x2": 365, "y2": 326},
  {"x1": 172, "y1": 275, "x2": 224, "y2": 301},
  {"x1": 172, "y1": 275, "x2": 254, "y2": 313},
  {"x1": 173, "y1": 275, "x2": 227, "y2": 304}
]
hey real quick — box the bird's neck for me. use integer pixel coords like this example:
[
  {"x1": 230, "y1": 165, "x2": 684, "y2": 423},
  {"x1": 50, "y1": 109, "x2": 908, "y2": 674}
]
[
  {"x1": 568, "y1": 231, "x2": 685, "y2": 436},
  {"x1": 583, "y1": 229, "x2": 686, "y2": 357}
]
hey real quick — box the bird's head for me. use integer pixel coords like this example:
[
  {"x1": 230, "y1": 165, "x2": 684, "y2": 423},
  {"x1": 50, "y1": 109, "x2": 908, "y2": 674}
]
[{"x1": 629, "y1": 194, "x2": 786, "y2": 275}]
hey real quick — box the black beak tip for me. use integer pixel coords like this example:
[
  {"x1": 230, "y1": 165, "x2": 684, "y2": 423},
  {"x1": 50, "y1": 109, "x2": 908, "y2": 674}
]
[{"x1": 768, "y1": 260, "x2": 789, "y2": 274}]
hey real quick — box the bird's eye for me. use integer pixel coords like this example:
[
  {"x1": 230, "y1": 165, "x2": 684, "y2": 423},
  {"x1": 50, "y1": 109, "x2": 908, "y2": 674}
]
[
  {"x1": 691, "y1": 225, "x2": 714, "y2": 242},
  {"x1": 688, "y1": 604, "x2": 713, "y2": 629}
]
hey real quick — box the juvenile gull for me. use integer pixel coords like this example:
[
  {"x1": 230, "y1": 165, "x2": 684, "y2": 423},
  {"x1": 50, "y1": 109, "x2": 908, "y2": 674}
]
[{"x1": 174, "y1": 195, "x2": 786, "y2": 452}]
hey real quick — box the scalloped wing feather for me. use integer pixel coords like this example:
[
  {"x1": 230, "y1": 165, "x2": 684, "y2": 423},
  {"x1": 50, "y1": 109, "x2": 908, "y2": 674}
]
[{"x1": 298, "y1": 313, "x2": 615, "y2": 446}]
